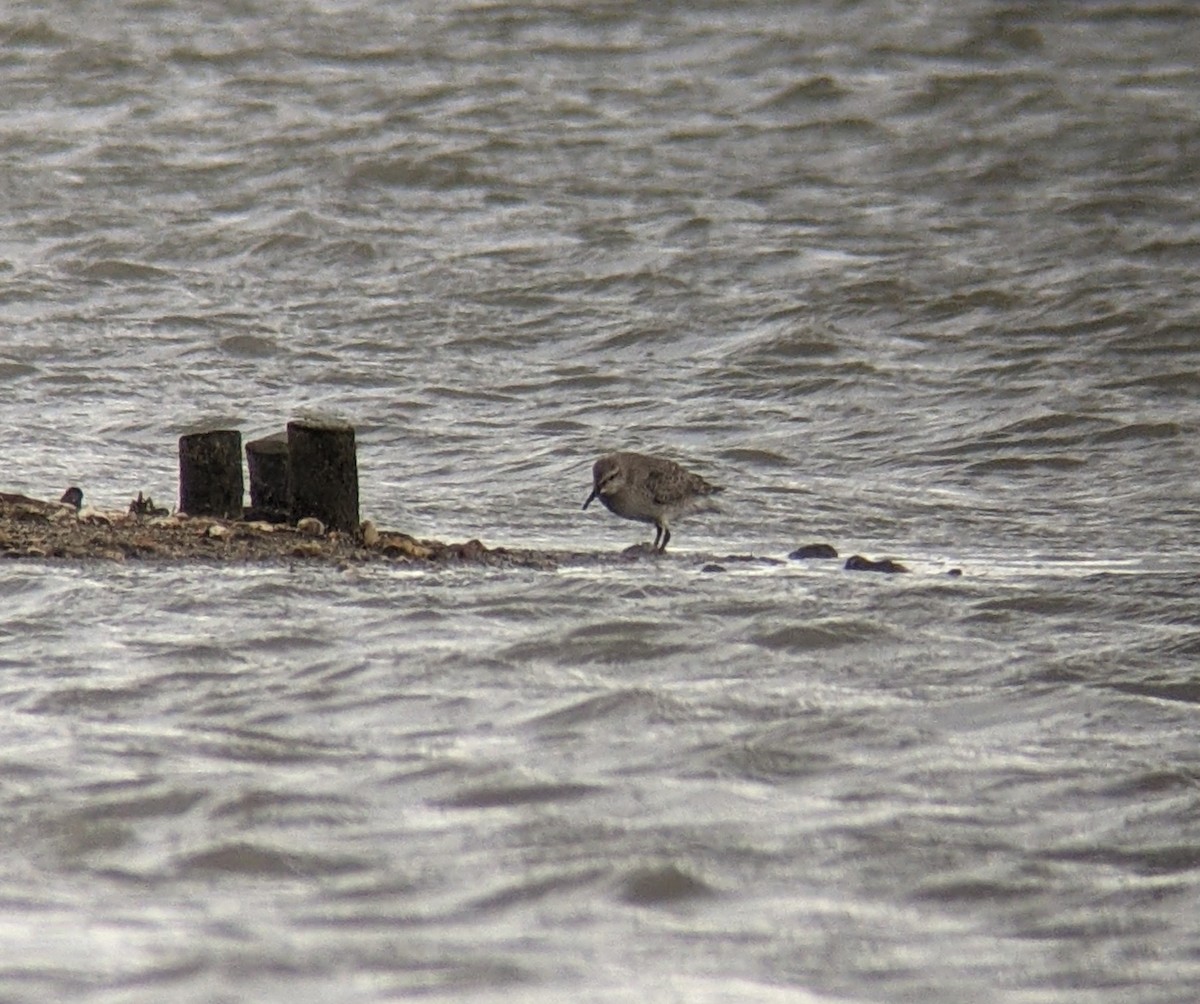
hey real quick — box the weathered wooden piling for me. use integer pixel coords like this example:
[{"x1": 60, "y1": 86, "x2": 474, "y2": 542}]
[
  {"x1": 178, "y1": 429, "x2": 244, "y2": 518},
  {"x1": 287, "y1": 418, "x2": 359, "y2": 535},
  {"x1": 245, "y1": 433, "x2": 290, "y2": 520}
]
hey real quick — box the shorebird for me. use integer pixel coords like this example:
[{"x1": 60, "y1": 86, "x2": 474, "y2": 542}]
[{"x1": 582, "y1": 451, "x2": 721, "y2": 552}]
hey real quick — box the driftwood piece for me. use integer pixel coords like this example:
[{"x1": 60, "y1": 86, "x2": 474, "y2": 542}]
[
  {"x1": 245, "y1": 433, "x2": 290, "y2": 521},
  {"x1": 178, "y1": 429, "x2": 244, "y2": 518},
  {"x1": 287, "y1": 418, "x2": 359, "y2": 535}
]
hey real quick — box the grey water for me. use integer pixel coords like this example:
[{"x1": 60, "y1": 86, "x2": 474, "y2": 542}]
[{"x1": 2, "y1": 1, "x2": 1199, "y2": 1001}]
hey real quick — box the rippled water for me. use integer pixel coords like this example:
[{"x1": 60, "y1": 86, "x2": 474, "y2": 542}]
[{"x1": 3, "y1": 2, "x2": 1200, "y2": 1001}]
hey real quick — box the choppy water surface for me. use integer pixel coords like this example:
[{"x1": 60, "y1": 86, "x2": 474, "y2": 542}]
[{"x1": 2, "y1": 2, "x2": 1199, "y2": 1001}]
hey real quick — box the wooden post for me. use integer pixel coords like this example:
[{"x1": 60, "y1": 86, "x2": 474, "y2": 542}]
[
  {"x1": 287, "y1": 418, "x2": 359, "y2": 535},
  {"x1": 245, "y1": 433, "x2": 290, "y2": 521},
  {"x1": 179, "y1": 429, "x2": 244, "y2": 518}
]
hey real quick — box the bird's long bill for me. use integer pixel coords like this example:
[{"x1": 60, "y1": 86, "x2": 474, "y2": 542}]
[{"x1": 582, "y1": 488, "x2": 598, "y2": 510}]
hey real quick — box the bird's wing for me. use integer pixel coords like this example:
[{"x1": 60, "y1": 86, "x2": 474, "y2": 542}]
[{"x1": 645, "y1": 469, "x2": 675, "y2": 505}]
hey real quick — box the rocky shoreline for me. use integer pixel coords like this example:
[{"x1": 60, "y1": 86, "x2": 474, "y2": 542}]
[
  {"x1": 1, "y1": 490, "x2": 916, "y2": 574},
  {"x1": 0, "y1": 490, "x2": 559, "y2": 569}
]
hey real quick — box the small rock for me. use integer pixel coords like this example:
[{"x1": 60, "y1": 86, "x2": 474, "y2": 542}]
[
  {"x1": 844, "y1": 555, "x2": 908, "y2": 573},
  {"x1": 60, "y1": 487, "x2": 84, "y2": 511},
  {"x1": 432, "y1": 538, "x2": 489, "y2": 561},
  {"x1": 619, "y1": 542, "x2": 659, "y2": 559},
  {"x1": 361, "y1": 520, "x2": 380, "y2": 547},
  {"x1": 296, "y1": 517, "x2": 326, "y2": 537},
  {"x1": 380, "y1": 534, "x2": 435, "y2": 560},
  {"x1": 205, "y1": 523, "x2": 233, "y2": 539},
  {"x1": 789, "y1": 543, "x2": 839, "y2": 560},
  {"x1": 459, "y1": 538, "x2": 487, "y2": 560}
]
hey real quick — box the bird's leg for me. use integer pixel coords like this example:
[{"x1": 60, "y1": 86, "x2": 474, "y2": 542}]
[{"x1": 655, "y1": 524, "x2": 670, "y2": 552}]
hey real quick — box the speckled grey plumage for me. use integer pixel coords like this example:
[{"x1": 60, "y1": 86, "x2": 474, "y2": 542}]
[{"x1": 582, "y1": 451, "x2": 722, "y2": 552}]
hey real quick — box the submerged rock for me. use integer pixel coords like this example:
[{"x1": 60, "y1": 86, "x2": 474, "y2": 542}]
[
  {"x1": 844, "y1": 554, "x2": 909, "y2": 574},
  {"x1": 789, "y1": 543, "x2": 839, "y2": 560}
]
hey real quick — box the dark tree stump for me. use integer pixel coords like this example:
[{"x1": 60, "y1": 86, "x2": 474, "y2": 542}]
[
  {"x1": 179, "y1": 430, "x2": 244, "y2": 518},
  {"x1": 287, "y1": 418, "x2": 359, "y2": 535},
  {"x1": 245, "y1": 433, "x2": 290, "y2": 521}
]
